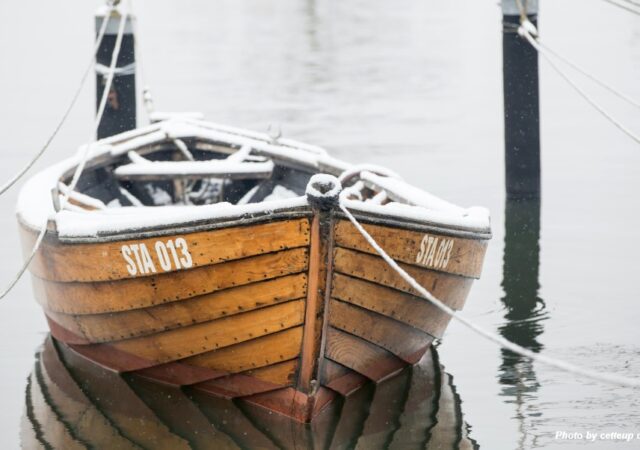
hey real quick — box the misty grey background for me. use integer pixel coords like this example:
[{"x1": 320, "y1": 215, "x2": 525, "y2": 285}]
[{"x1": 1, "y1": 0, "x2": 640, "y2": 448}]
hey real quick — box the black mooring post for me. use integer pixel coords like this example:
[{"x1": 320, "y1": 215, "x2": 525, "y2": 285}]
[
  {"x1": 502, "y1": 0, "x2": 540, "y2": 199},
  {"x1": 96, "y1": 4, "x2": 136, "y2": 139}
]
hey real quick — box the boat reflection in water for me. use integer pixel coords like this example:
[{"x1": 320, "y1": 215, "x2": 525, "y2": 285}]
[{"x1": 22, "y1": 336, "x2": 478, "y2": 449}]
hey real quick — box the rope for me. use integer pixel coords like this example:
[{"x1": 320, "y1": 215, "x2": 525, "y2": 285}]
[
  {"x1": 519, "y1": 25, "x2": 640, "y2": 146},
  {"x1": 514, "y1": 0, "x2": 527, "y2": 21},
  {"x1": 0, "y1": 5, "x2": 115, "y2": 197},
  {"x1": 600, "y1": 0, "x2": 640, "y2": 16},
  {"x1": 95, "y1": 62, "x2": 136, "y2": 76},
  {"x1": 535, "y1": 40, "x2": 640, "y2": 111},
  {"x1": 129, "y1": 0, "x2": 153, "y2": 124},
  {"x1": 0, "y1": 1, "x2": 131, "y2": 301},
  {"x1": 338, "y1": 198, "x2": 640, "y2": 388}
]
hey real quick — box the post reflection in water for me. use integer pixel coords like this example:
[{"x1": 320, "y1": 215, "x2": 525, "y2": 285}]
[
  {"x1": 22, "y1": 336, "x2": 478, "y2": 449},
  {"x1": 499, "y1": 198, "x2": 547, "y2": 448}
]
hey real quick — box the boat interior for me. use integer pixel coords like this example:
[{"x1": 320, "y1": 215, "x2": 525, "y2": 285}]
[
  {"x1": 64, "y1": 138, "x2": 316, "y2": 210},
  {"x1": 57, "y1": 133, "x2": 396, "y2": 213}
]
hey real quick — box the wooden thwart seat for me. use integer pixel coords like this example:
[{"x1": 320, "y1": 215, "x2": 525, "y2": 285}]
[{"x1": 114, "y1": 159, "x2": 274, "y2": 181}]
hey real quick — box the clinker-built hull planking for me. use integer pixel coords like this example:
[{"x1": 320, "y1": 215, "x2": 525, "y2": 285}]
[
  {"x1": 22, "y1": 204, "x2": 488, "y2": 422},
  {"x1": 17, "y1": 118, "x2": 490, "y2": 422}
]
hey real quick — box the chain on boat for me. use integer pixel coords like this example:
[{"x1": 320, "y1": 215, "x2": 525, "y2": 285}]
[
  {"x1": 338, "y1": 196, "x2": 640, "y2": 389},
  {"x1": 0, "y1": 0, "x2": 132, "y2": 300}
]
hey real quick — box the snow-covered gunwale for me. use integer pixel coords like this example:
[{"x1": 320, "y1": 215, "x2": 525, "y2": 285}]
[{"x1": 17, "y1": 116, "x2": 491, "y2": 422}]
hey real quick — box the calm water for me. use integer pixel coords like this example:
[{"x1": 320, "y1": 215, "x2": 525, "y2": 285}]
[{"x1": 1, "y1": 0, "x2": 640, "y2": 448}]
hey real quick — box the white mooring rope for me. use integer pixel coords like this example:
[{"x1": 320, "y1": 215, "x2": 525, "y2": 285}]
[
  {"x1": 0, "y1": 4, "x2": 116, "y2": 198},
  {"x1": 519, "y1": 24, "x2": 640, "y2": 146},
  {"x1": 600, "y1": 0, "x2": 640, "y2": 16},
  {"x1": 338, "y1": 199, "x2": 640, "y2": 388},
  {"x1": 0, "y1": 1, "x2": 131, "y2": 300},
  {"x1": 535, "y1": 40, "x2": 640, "y2": 111}
]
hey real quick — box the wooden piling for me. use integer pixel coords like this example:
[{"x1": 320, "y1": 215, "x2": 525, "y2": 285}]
[
  {"x1": 502, "y1": 0, "x2": 540, "y2": 199},
  {"x1": 95, "y1": 4, "x2": 136, "y2": 139}
]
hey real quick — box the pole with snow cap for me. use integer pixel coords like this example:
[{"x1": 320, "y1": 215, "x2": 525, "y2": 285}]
[
  {"x1": 502, "y1": 0, "x2": 540, "y2": 199},
  {"x1": 96, "y1": 0, "x2": 136, "y2": 139}
]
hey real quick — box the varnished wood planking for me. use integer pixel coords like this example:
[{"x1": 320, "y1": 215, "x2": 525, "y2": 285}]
[
  {"x1": 245, "y1": 359, "x2": 298, "y2": 386},
  {"x1": 184, "y1": 326, "x2": 303, "y2": 374},
  {"x1": 109, "y1": 300, "x2": 306, "y2": 365},
  {"x1": 298, "y1": 209, "x2": 334, "y2": 394},
  {"x1": 24, "y1": 218, "x2": 310, "y2": 282},
  {"x1": 134, "y1": 360, "x2": 227, "y2": 386},
  {"x1": 320, "y1": 359, "x2": 369, "y2": 397},
  {"x1": 324, "y1": 327, "x2": 406, "y2": 382},
  {"x1": 328, "y1": 300, "x2": 432, "y2": 364},
  {"x1": 241, "y1": 386, "x2": 337, "y2": 424},
  {"x1": 334, "y1": 220, "x2": 488, "y2": 278},
  {"x1": 34, "y1": 248, "x2": 309, "y2": 315},
  {"x1": 45, "y1": 274, "x2": 307, "y2": 343},
  {"x1": 333, "y1": 247, "x2": 472, "y2": 310},
  {"x1": 332, "y1": 273, "x2": 452, "y2": 337},
  {"x1": 196, "y1": 360, "x2": 299, "y2": 398}
]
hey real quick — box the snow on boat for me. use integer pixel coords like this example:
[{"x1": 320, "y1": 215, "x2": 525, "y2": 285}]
[{"x1": 17, "y1": 117, "x2": 491, "y2": 422}]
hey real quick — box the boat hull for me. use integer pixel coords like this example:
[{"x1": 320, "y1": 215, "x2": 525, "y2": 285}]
[{"x1": 22, "y1": 206, "x2": 489, "y2": 422}]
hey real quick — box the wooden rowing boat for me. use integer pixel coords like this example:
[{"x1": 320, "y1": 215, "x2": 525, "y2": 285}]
[
  {"x1": 23, "y1": 335, "x2": 478, "y2": 449},
  {"x1": 17, "y1": 117, "x2": 491, "y2": 422}
]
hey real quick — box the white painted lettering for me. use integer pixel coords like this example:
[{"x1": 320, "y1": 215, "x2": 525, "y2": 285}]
[
  {"x1": 416, "y1": 234, "x2": 455, "y2": 270},
  {"x1": 122, "y1": 238, "x2": 193, "y2": 275},
  {"x1": 121, "y1": 245, "x2": 137, "y2": 276},
  {"x1": 155, "y1": 241, "x2": 172, "y2": 271},
  {"x1": 140, "y1": 243, "x2": 157, "y2": 274},
  {"x1": 175, "y1": 237, "x2": 193, "y2": 268}
]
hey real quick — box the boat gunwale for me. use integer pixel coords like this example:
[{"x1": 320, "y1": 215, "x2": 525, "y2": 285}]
[
  {"x1": 17, "y1": 117, "x2": 491, "y2": 245},
  {"x1": 20, "y1": 201, "x2": 490, "y2": 246},
  {"x1": 19, "y1": 208, "x2": 313, "y2": 244},
  {"x1": 334, "y1": 210, "x2": 492, "y2": 241}
]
